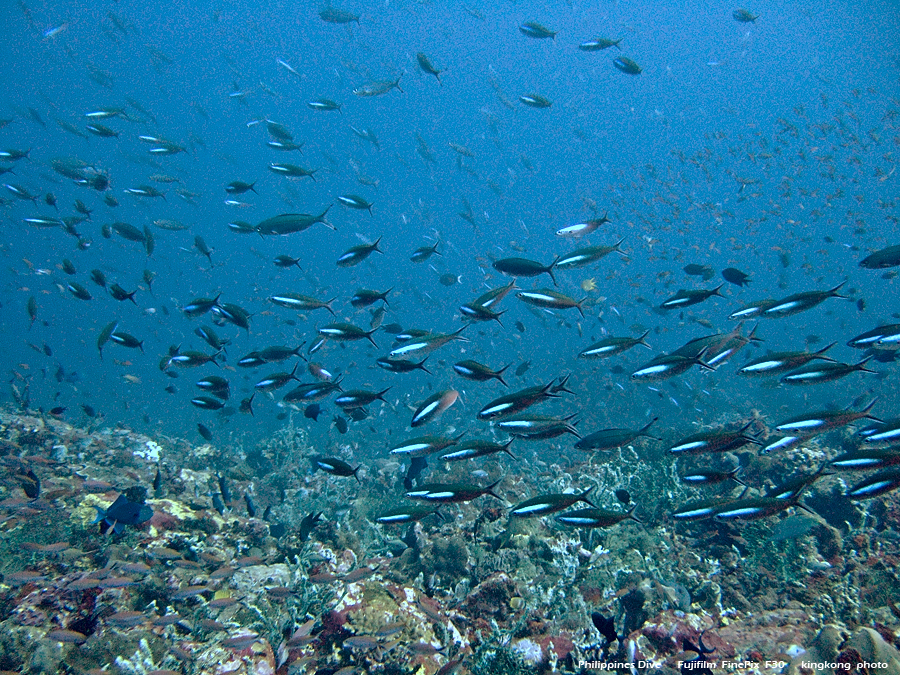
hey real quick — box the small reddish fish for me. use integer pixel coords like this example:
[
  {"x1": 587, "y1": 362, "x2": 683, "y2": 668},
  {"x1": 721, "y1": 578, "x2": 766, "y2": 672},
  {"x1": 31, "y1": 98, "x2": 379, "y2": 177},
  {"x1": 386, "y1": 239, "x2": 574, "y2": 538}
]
[
  {"x1": 343, "y1": 566, "x2": 376, "y2": 583},
  {"x1": 223, "y1": 633, "x2": 259, "y2": 649},
  {"x1": 47, "y1": 629, "x2": 87, "y2": 643}
]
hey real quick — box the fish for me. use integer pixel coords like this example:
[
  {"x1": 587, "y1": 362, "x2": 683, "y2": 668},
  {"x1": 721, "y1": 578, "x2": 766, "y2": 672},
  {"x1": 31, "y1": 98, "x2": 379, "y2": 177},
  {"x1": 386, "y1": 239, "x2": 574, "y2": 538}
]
[
  {"x1": 351, "y1": 288, "x2": 391, "y2": 308},
  {"x1": 109, "y1": 332, "x2": 144, "y2": 353},
  {"x1": 66, "y1": 282, "x2": 92, "y2": 301},
  {"x1": 192, "y1": 396, "x2": 225, "y2": 410},
  {"x1": 714, "y1": 496, "x2": 802, "y2": 520},
  {"x1": 254, "y1": 364, "x2": 300, "y2": 392},
  {"x1": 92, "y1": 494, "x2": 153, "y2": 534},
  {"x1": 631, "y1": 352, "x2": 712, "y2": 381},
  {"x1": 860, "y1": 244, "x2": 900, "y2": 269},
  {"x1": 123, "y1": 185, "x2": 166, "y2": 200},
  {"x1": 516, "y1": 288, "x2": 585, "y2": 317},
  {"x1": 733, "y1": 8, "x2": 758, "y2": 23},
  {"x1": 194, "y1": 236, "x2": 214, "y2": 265},
  {"x1": 405, "y1": 479, "x2": 502, "y2": 503},
  {"x1": 613, "y1": 56, "x2": 642, "y2": 74},
  {"x1": 780, "y1": 358, "x2": 875, "y2": 385},
  {"x1": 108, "y1": 283, "x2": 137, "y2": 304},
  {"x1": 350, "y1": 126, "x2": 380, "y2": 148},
  {"x1": 311, "y1": 456, "x2": 361, "y2": 483},
  {"x1": 269, "y1": 163, "x2": 318, "y2": 180},
  {"x1": 411, "y1": 241, "x2": 442, "y2": 263},
  {"x1": 284, "y1": 378, "x2": 344, "y2": 403},
  {"x1": 873, "y1": 325, "x2": 900, "y2": 351},
  {"x1": 167, "y1": 349, "x2": 223, "y2": 368},
  {"x1": 353, "y1": 75, "x2": 403, "y2": 97},
  {"x1": 738, "y1": 343, "x2": 836, "y2": 376},
  {"x1": 182, "y1": 294, "x2": 222, "y2": 318},
  {"x1": 318, "y1": 322, "x2": 378, "y2": 347},
  {"x1": 258, "y1": 345, "x2": 305, "y2": 362},
  {"x1": 448, "y1": 143, "x2": 473, "y2": 157},
  {"x1": 667, "y1": 423, "x2": 760, "y2": 455},
  {"x1": 319, "y1": 7, "x2": 360, "y2": 24},
  {"x1": 336, "y1": 194, "x2": 374, "y2": 214},
  {"x1": 509, "y1": 488, "x2": 594, "y2": 517},
  {"x1": 375, "y1": 506, "x2": 442, "y2": 524},
  {"x1": 493, "y1": 257, "x2": 558, "y2": 285},
  {"x1": 459, "y1": 302, "x2": 505, "y2": 325},
  {"x1": 269, "y1": 292, "x2": 336, "y2": 315},
  {"x1": 831, "y1": 448, "x2": 900, "y2": 471},
  {"x1": 477, "y1": 380, "x2": 562, "y2": 420},
  {"x1": 226, "y1": 180, "x2": 257, "y2": 194},
  {"x1": 334, "y1": 388, "x2": 391, "y2": 409},
  {"x1": 683, "y1": 264, "x2": 715, "y2": 280},
  {"x1": 439, "y1": 438, "x2": 516, "y2": 462},
  {"x1": 555, "y1": 505, "x2": 641, "y2": 528},
  {"x1": 519, "y1": 94, "x2": 553, "y2": 109},
  {"x1": 578, "y1": 38, "x2": 622, "y2": 51},
  {"x1": 579, "y1": 330, "x2": 651, "y2": 359},
  {"x1": 403, "y1": 456, "x2": 428, "y2": 489},
  {"x1": 556, "y1": 239, "x2": 627, "y2": 269},
  {"x1": 308, "y1": 99, "x2": 342, "y2": 113},
  {"x1": 18, "y1": 469, "x2": 40, "y2": 498},
  {"x1": 592, "y1": 612, "x2": 619, "y2": 653},
  {"x1": 672, "y1": 497, "x2": 734, "y2": 521},
  {"x1": 519, "y1": 21, "x2": 557, "y2": 39},
  {"x1": 265, "y1": 119, "x2": 294, "y2": 141},
  {"x1": 85, "y1": 122, "x2": 119, "y2": 138},
  {"x1": 388, "y1": 326, "x2": 467, "y2": 359},
  {"x1": 659, "y1": 284, "x2": 724, "y2": 310},
  {"x1": 198, "y1": 423, "x2": 213, "y2": 441},
  {"x1": 762, "y1": 282, "x2": 847, "y2": 319},
  {"x1": 453, "y1": 360, "x2": 509, "y2": 386},
  {"x1": 845, "y1": 468, "x2": 900, "y2": 500},
  {"x1": 96, "y1": 321, "x2": 118, "y2": 358},
  {"x1": 681, "y1": 467, "x2": 745, "y2": 487},
  {"x1": 417, "y1": 53, "x2": 444, "y2": 84},
  {"x1": 390, "y1": 433, "x2": 466, "y2": 458},
  {"x1": 496, "y1": 413, "x2": 580, "y2": 440},
  {"x1": 773, "y1": 399, "x2": 880, "y2": 437},
  {"x1": 195, "y1": 326, "x2": 229, "y2": 352},
  {"x1": 410, "y1": 390, "x2": 459, "y2": 427},
  {"x1": 333, "y1": 415, "x2": 348, "y2": 434},
  {"x1": 721, "y1": 267, "x2": 751, "y2": 286},
  {"x1": 299, "y1": 512, "x2": 323, "y2": 541},
  {"x1": 555, "y1": 213, "x2": 611, "y2": 238},
  {"x1": 860, "y1": 418, "x2": 900, "y2": 444},
  {"x1": 267, "y1": 140, "x2": 304, "y2": 152},
  {"x1": 575, "y1": 418, "x2": 659, "y2": 451},
  {"x1": 376, "y1": 356, "x2": 431, "y2": 374},
  {"x1": 256, "y1": 208, "x2": 332, "y2": 235}
]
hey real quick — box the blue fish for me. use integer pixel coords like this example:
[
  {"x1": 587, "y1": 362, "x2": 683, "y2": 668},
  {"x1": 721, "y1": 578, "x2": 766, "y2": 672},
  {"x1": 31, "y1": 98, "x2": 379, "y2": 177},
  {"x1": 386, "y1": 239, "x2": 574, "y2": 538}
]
[{"x1": 92, "y1": 494, "x2": 153, "y2": 534}]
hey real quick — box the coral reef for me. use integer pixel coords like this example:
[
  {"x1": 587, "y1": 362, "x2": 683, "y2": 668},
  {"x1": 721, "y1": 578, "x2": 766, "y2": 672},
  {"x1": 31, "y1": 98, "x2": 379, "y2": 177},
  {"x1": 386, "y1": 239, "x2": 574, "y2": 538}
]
[{"x1": 0, "y1": 411, "x2": 898, "y2": 674}]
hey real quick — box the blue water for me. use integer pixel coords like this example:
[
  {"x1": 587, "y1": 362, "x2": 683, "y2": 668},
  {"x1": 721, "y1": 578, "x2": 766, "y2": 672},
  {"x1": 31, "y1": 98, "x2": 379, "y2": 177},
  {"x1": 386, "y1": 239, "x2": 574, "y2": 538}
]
[{"x1": 1, "y1": 0, "x2": 898, "y2": 454}]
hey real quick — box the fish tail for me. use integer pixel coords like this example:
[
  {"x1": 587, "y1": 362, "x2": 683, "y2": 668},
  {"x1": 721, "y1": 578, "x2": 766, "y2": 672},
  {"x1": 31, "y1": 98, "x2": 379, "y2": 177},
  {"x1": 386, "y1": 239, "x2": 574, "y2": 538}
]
[{"x1": 627, "y1": 504, "x2": 642, "y2": 524}]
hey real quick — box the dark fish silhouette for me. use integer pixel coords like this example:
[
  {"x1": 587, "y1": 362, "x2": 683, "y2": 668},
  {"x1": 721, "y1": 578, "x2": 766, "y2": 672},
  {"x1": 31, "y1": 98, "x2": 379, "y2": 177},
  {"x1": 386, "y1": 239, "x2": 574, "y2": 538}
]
[{"x1": 92, "y1": 494, "x2": 152, "y2": 534}]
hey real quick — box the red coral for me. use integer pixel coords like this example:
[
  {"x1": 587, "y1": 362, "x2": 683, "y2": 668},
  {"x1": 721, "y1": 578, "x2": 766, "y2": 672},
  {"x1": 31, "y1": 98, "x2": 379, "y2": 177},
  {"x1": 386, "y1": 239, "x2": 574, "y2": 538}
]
[
  {"x1": 463, "y1": 573, "x2": 516, "y2": 620},
  {"x1": 836, "y1": 647, "x2": 866, "y2": 675},
  {"x1": 579, "y1": 585, "x2": 604, "y2": 604},
  {"x1": 640, "y1": 614, "x2": 734, "y2": 658},
  {"x1": 149, "y1": 508, "x2": 181, "y2": 532},
  {"x1": 320, "y1": 609, "x2": 347, "y2": 637},
  {"x1": 539, "y1": 635, "x2": 575, "y2": 662}
]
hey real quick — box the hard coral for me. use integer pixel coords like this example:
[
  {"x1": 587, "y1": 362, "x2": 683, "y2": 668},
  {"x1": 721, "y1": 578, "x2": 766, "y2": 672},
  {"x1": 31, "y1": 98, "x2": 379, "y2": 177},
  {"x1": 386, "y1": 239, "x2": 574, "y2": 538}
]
[{"x1": 464, "y1": 573, "x2": 517, "y2": 620}]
